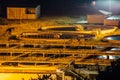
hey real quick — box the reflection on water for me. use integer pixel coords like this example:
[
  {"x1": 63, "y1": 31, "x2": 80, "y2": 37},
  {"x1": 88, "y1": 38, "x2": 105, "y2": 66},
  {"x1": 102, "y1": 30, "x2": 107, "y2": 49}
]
[
  {"x1": 103, "y1": 35, "x2": 120, "y2": 40},
  {"x1": 97, "y1": 55, "x2": 120, "y2": 59},
  {"x1": 0, "y1": 73, "x2": 38, "y2": 80}
]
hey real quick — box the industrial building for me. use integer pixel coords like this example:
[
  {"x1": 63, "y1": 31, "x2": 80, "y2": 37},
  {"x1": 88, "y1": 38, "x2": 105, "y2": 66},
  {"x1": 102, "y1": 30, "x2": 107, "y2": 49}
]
[
  {"x1": 87, "y1": 14, "x2": 105, "y2": 24},
  {"x1": 104, "y1": 16, "x2": 120, "y2": 27},
  {"x1": 7, "y1": 5, "x2": 40, "y2": 19},
  {"x1": 87, "y1": 14, "x2": 120, "y2": 28}
]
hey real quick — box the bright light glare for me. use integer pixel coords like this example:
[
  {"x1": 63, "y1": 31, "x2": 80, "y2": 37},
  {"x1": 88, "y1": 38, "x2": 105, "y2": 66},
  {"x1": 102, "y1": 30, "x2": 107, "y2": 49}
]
[
  {"x1": 111, "y1": 48, "x2": 120, "y2": 51},
  {"x1": 109, "y1": 56, "x2": 120, "y2": 59},
  {"x1": 0, "y1": 73, "x2": 38, "y2": 80},
  {"x1": 107, "y1": 16, "x2": 120, "y2": 20},
  {"x1": 97, "y1": 55, "x2": 107, "y2": 59},
  {"x1": 106, "y1": 37, "x2": 113, "y2": 40},
  {"x1": 92, "y1": 1, "x2": 96, "y2": 6},
  {"x1": 0, "y1": 73, "x2": 10, "y2": 80}
]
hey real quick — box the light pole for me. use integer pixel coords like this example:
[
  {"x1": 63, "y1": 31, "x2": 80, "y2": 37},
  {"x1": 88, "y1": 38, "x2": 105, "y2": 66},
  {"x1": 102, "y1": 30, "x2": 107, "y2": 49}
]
[
  {"x1": 92, "y1": 0, "x2": 96, "y2": 6},
  {"x1": 109, "y1": 0, "x2": 111, "y2": 11}
]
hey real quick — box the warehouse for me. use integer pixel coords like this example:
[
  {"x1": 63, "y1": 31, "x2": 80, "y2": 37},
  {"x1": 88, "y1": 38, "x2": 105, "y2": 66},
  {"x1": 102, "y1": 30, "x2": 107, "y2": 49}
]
[
  {"x1": 104, "y1": 16, "x2": 120, "y2": 27},
  {"x1": 87, "y1": 14, "x2": 105, "y2": 24}
]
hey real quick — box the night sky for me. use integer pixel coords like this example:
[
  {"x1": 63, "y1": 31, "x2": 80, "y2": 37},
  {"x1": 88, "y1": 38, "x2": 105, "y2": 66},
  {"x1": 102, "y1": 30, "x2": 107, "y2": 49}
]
[
  {"x1": 40, "y1": 0, "x2": 120, "y2": 16},
  {"x1": 41, "y1": 0, "x2": 94, "y2": 16},
  {"x1": 1, "y1": 0, "x2": 120, "y2": 16}
]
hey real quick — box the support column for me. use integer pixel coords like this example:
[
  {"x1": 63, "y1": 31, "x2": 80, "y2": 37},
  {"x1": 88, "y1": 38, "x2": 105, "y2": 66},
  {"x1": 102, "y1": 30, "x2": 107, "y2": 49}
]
[
  {"x1": 10, "y1": 52, "x2": 12, "y2": 57},
  {"x1": 62, "y1": 71, "x2": 65, "y2": 80},
  {"x1": 6, "y1": 43, "x2": 9, "y2": 47},
  {"x1": 20, "y1": 43, "x2": 24, "y2": 47},
  {"x1": 72, "y1": 54, "x2": 74, "y2": 57},
  {"x1": 0, "y1": 63, "x2": 2, "y2": 66},
  {"x1": 107, "y1": 55, "x2": 109, "y2": 60},
  {"x1": 43, "y1": 53, "x2": 45, "y2": 58},
  {"x1": 34, "y1": 44, "x2": 38, "y2": 48}
]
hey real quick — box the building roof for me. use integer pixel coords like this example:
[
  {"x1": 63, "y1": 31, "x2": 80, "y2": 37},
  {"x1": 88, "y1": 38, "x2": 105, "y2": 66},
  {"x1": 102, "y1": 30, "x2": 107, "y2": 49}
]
[{"x1": 106, "y1": 15, "x2": 120, "y2": 20}]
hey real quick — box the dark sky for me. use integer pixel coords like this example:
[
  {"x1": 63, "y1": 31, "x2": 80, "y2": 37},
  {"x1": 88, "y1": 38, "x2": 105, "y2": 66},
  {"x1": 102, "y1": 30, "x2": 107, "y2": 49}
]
[
  {"x1": 40, "y1": 0, "x2": 95, "y2": 16},
  {"x1": 0, "y1": 0, "x2": 96, "y2": 16},
  {"x1": 1, "y1": 0, "x2": 120, "y2": 16},
  {"x1": 40, "y1": 0, "x2": 120, "y2": 16}
]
